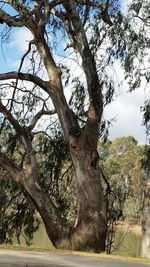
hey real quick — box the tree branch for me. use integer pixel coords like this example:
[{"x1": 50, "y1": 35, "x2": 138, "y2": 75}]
[
  {"x1": 0, "y1": 1, "x2": 38, "y2": 31},
  {"x1": 0, "y1": 152, "x2": 22, "y2": 182},
  {"x1": 0, "y1": 72, "x2": 49, "y2": 93},
  {"x1": 62, "y1": 1, "x2": 103, "y2": 145},
  {"x1": 72, "y1": 0, "x2": 113, "y2": 26},
  {"x1": 0, "y1": 8, "x2": 29, "y2": 27},
  {"x1": 0, "y1": 100, "x2": 24, "y2": 133},
  {"x1": 28, "y1": 108, "x2": 56, "y2": 132}
]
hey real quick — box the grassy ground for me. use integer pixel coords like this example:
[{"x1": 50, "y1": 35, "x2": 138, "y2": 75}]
[
  {"x1": 0, "y1": 222, "x2": 149, "y2": 264},
  {"x1": 0, "y1": 243, "x2": 150, "y2": 265}
]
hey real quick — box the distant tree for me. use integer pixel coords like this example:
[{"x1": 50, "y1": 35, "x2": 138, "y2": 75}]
[
  {"x1": 98, "y1": 136, "x2": 147, "y2": 253},
  {"x1": 99, "y1": 136, "x2": 146, "y2": 222}
]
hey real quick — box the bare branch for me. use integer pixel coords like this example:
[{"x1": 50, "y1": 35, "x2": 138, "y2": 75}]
[
  {"x1": 28, "y1": 108, "x2": 56, "y2": 132},
  {"x1": 0, "y1": 100, "x2": 23, "y2": 133},
  {"x1": 0, "y1": 72, "x2": 49, "y2": 92},
  {"x1": 0, "y1": 8, "x2": 29, "y2": 27},
  {"x1": 8, "y1": 40, "x2": 35, "y2": 112}
]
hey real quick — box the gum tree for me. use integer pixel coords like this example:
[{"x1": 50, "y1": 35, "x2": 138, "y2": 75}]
[
  {"x1": 0, "y1": 0, "x2": 149, "y2": 253},
  {"x1": 0, "y1": 0, "x2": 116, "y2": 252}
]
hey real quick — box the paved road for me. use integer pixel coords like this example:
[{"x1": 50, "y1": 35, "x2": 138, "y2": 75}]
[{"x1": 0, "y1": 249, "x2": 149, "y2": 267}]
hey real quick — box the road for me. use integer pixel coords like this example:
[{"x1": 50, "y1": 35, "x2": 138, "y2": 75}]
[{"x1": 0, "y1": 249, "x2": 149, "y2": 267}]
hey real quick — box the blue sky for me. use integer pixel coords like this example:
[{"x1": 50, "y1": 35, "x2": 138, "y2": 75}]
[{"x1": 0, "y1": 0, "x2": 148, "y2": 144}]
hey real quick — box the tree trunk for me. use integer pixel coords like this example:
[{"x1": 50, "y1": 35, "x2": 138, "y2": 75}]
[
  {"x1": 21, "y1": 152, "x2": 107, "y2": 253},
  {"x1": 18, "y1": 136, "x2": 107, "y2": 253},
  {"x1": 141, "y1": 148, "x2": 150, "y2": 258},
  {"x1": 68, "y1": 137, "x2": 107, "y2": 252}
]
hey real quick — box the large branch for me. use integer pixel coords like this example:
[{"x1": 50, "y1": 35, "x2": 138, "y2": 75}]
[
  {"x1": 0, "y1": 8, "x2": 25, "y2": 27},
  {"x1": 32, "y1": 32, "x2": 79, "y2": 138},
  {"x1": 0, "y1": 6, "x2": 33, "y2": 28},
  {"x1": 63, "y1": 1, "x2": 103, "y2": 145},
  {"x1": 0, "y1": 1, "x2": 38, "y2": 31},
  {"x1": 0, "y1": 72, "x2": 49, "y2": 93},
  {"x1": 0, "y1": 152, "x2": 22, "y2": 182}
]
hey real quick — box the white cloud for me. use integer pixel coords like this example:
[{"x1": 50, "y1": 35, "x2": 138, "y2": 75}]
[
  {"x1": 121, "y1": 0, "x2": 132, "y2": 14},
  {"x1": 10, "y1": 27, "x2": 33, "y2": 53},
  {"x1": 104, "y1": 89, "x2": 147, "y2": 144}
]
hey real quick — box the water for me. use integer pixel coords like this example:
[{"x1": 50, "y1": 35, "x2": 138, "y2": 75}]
[
  {"x1": 12, "y1": 223, "x2": 142, "y2": 257},
  {"x1": 111, "y1": 228, "x2": 141, "y2": 257}
]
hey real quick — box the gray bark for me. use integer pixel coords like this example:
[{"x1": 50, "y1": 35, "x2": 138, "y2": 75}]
[{"x1": 141, "y1": 148, "x2": 150, "y2": 258}]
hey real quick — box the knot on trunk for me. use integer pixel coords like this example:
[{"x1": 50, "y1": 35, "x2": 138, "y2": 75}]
[
  {"x1": 69, "y1": 127, "x2": 81, "y2": 156},
  {"x1": 91, "y1": 150, "x2": 99, "y2": 169}
]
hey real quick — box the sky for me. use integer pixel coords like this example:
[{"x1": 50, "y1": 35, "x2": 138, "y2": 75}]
[{"x1": 0, "y1": 0, "x2": 149, "y2": 145}]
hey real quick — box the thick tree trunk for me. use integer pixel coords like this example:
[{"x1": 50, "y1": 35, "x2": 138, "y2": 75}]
[
  {"x1": 21, "y1": 155, "x2": 107, "y2": 253},
  {"x1": 68, "y1": 137, "x2": 107, "y2": 252},
  {"x1": 32, "y1": 36, "x2": 107, "y2": 251},
  {"x1": 141, "y1": 149, "x2": 150, "y2": 258},
  {"x1": 18, "y1": 139, "x2": 107, "y2": 253}
]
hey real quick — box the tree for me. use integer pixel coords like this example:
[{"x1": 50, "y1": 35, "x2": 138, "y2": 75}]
[
  {"x1": 99, "y1": 136, "x2": 146, "y2": 223},
  {"x1": 141, "y1": 102, "x2": 150, "y2": 258},
  {"x1": 0, "y1": 0, "x2": 149, "y2": 253},
  {"x1": 0, "y1": 0, "x2": 115, "y2": 252},
  {"x1": 98, "y1": 136, "x2": 146, "y2": 253}
]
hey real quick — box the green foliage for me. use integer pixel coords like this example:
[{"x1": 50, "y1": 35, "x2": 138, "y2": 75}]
[
  {"x1": 0, "y1": 128, "x2": 77, "y2": 245},
  {"x1": 99, "y1": 136, "x2": 146, "y2": 224},
  {"x1": 35, "y1": 131, "x2": 77, "y2": 220},
  {"x1": 69, "y1": 77, "x2": 86, "y2": 119},
  {"x1": 114, "y1": 0, "x2": 149, "y2": 91},
  {"x1": 142, "y1": 100, "x2": 150, "y2": 136},
  {"x1": 0, "y1": 168, "x2": 40, "y2": 245},
  {"x1": 123, "y1": 197, "x2": 142, "y2": 224}
]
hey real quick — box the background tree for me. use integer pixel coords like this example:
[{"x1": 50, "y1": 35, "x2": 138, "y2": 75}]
[
  {"x1": 100, "y1": 136, "x2": 146, "y2": 222},
  {"x1": 98, "y1": 136, "x2": 146, "y2": 253},
  {"x1": 108, "y1": 0, "x2": 150, "y2": 257}
]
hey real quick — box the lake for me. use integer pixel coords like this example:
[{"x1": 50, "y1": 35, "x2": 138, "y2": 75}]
[
  {"x1": 27, "y1": 223, "x2": 142, "y2": 257},
  {"x1": 111, "y1": 224, "x2": 141, "y2": 257}
]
